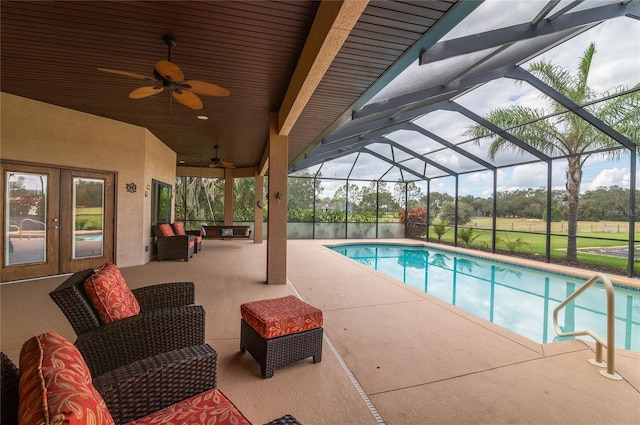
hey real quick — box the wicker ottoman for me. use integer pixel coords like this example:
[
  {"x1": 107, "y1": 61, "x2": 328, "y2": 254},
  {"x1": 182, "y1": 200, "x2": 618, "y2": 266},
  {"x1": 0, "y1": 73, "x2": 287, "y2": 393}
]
[{"x1": 240, "y1": 295, "x2": 323, "y2": 378}]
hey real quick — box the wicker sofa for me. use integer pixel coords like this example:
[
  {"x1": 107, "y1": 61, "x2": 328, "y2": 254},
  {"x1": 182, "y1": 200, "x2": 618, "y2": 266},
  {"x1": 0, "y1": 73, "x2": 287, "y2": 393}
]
[{"x1": 49, "y1": 266, "x2": 206, "y2": 377}]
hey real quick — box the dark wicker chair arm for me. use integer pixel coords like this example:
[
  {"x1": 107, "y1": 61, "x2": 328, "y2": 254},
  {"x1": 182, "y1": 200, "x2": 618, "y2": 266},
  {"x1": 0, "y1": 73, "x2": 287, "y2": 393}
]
[
  {"x1": 132, "y1": 281, "x2": 195, "y2": 310},
  {"x1": 49, "y1": 269, "x2": 102, "y2": 335},
  {"x1": 94, "y1": 344, "x2": 218, "y2": 425},
  {"x1": 75, "y1": 305, "x2": 206, "y2": 377}
]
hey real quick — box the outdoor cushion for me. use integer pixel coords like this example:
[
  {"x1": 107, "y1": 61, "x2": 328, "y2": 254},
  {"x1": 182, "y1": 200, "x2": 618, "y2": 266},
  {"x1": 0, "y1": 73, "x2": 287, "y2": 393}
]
[
  {"x1": 17, "y1": 332, "x2": 115, "y2": 425},
  {"x1": 221, "y1": 228, "x2": 233, "y2": 237},
  {"x1": 126, "y1": 388, "x2": 251, "y2": 425},
  {"x1": 241, "y1": 295, "x2": 323, "y2": 339},
  {"x1": 84, "y1": 262, "x2": 140, "y2": 324},
  {"x1": 158, "y1": 223, "x2": 175, "y2": 237},
  {"x1": 172, "y1": 222, "x2": 202, "y2": 243}
]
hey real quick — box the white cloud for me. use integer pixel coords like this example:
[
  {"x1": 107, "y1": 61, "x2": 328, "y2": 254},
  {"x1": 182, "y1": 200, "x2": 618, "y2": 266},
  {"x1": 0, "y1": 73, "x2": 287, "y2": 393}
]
[
  {"x1": 587, "y1": 167, "x2": 630, "y2": 190},
  {"x1": 506, "y1": 163, "x2": 548, "y2": 189}
]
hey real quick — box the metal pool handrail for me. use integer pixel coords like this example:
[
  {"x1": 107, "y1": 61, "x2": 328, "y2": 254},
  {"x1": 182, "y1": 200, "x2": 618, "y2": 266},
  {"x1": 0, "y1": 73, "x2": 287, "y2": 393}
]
[{"x1": 553, "y1": 272, "x2": 621, "y2": 380}]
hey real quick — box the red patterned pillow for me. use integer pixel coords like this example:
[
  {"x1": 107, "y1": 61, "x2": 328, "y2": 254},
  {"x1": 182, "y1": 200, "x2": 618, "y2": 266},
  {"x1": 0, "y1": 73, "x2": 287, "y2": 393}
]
[
  {"x1": 84, "y1": 262, "x2": 140, "y2": 324},
  {"x1": 158, "y1": 223, "x2": 174, "y2": 237},
  {"x1": 18, "y1": 332, "x2": 115, "y2": 425},
  {"x1": 126, "y1": 388, "x2": 250, "y2": 425},
  {"x1": 241, "y1": 295, "x2": 323, "y2": 339},
  {"x1": 171, "y1": 222, "x2": 186, "y2": 235}
]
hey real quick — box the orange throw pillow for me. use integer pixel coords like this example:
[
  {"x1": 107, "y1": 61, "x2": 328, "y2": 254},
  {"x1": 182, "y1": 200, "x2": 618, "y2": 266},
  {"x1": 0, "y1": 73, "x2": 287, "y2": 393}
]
[
  {"x1": 158, "y1": 223, "x2": 175, "y2": 237},
  {"x1": 172, "y1": 222, "x2": 186, "y2": 235},
  {"x1": 84, "y1": 262, "x2": 140, "y2": 324}
]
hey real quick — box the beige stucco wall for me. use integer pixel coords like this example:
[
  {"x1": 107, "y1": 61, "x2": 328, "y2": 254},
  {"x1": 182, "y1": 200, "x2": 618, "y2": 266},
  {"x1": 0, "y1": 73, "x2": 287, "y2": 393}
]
[{"x1": 0, "y1": 93, "x2": 176, "y2": 267}]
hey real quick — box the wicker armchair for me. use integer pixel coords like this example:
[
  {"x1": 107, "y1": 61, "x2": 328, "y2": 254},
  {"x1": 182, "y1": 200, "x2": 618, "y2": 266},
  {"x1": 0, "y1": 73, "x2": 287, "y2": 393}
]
[
  {"x1": 152, "y1": 224, "x2": 194, "y2": 261},
  {"x1": 3, "y1": 344, "x2": 301, "y2": 425},
  {"x1": 49, "y1": 268, "x2": 206, "y2": 377},
  {"x1": 2, "y1": 340, "x2": 220, "y2": 425}
]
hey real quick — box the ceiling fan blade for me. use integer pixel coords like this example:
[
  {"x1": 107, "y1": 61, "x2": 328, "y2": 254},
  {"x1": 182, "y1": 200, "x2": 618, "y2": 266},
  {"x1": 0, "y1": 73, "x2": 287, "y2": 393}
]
[
  {"x1": 172, "y1": 90, "x2": 203, "y2": 110},
  {"x1": 156, "y1": 60, "x2": 184, "y2": 82},
  {"x1": 129, "y1": 86, "x2": 163, "y2": 99},
  {"x1": 183, "y1": 80, "x2": 230, "y2": 97},
  {"x1": 220, "y1": 161, "x2": 236, "y2": 169},
  {"x1": 98, "y1": 68, "x2": 155, "y2": 81}
]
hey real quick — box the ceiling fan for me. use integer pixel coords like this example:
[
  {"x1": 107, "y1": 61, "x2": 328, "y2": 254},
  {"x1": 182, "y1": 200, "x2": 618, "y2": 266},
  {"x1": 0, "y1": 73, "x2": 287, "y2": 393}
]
[
  {"x1": 209, "y1": 145, "x2": 235, "y2": 169},
  {"x1": 98, "y1": 35, "x2": 229, "y2": 110}
]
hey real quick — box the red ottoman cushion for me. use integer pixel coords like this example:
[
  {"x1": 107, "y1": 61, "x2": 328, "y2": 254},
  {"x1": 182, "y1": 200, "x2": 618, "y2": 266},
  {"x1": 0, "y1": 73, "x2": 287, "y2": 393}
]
[{"x1": 241, "y1": 295, "x2": 323, "y2": 339}]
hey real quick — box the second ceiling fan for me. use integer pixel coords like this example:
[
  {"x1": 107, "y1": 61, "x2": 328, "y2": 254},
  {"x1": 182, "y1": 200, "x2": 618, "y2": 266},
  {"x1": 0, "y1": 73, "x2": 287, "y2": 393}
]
[
  {"x1": 209, "y1": 145, "x2": 235, "y2": 169},
  {"x1": 98, "y1": 36, "x2": 229, "y2": 110}
]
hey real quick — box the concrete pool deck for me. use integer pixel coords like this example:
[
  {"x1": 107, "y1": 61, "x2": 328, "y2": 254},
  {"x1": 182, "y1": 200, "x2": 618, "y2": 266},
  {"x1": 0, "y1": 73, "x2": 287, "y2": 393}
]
[{"x1": 2, "y1": 238, "x2": 639, "y2": 424}]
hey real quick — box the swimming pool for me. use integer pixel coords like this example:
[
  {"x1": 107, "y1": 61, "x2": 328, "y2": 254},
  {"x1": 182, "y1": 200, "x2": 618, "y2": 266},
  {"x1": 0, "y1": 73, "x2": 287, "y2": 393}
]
[{"x1": 329, "y1": 243, "x2": 640, "y2": 352}]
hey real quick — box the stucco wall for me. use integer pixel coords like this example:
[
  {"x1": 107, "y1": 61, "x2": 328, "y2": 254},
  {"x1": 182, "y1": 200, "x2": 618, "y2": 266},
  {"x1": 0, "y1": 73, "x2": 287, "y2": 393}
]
[{"x1": 0, "y1": 93, "x2": 176, "y2": 267}]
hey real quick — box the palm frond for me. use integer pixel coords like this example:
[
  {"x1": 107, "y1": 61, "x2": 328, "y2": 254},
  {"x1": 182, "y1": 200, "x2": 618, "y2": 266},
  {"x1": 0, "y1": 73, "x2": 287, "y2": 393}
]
[{"x1": 575, "y1": 43, "x2": 597, "y2": 103}]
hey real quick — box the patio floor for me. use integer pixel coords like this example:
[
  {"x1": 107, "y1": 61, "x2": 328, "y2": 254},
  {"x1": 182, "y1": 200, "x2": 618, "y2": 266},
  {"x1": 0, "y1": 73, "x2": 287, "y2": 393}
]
[{"x1": 1, "y1": 239, "x2": 639, "y2": 424}]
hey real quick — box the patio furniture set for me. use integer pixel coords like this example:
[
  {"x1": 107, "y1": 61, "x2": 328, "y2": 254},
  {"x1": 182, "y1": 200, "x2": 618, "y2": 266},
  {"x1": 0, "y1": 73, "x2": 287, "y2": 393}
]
[
  {"x1": 1, "y1": 260, "x2": 323, "y2": 424},
  {"x1": 151, "y1": 222, "x2": 203, "y2": 261},
  {"x1": 151, "y1": 223, "x2": 253, "y2": 261}
]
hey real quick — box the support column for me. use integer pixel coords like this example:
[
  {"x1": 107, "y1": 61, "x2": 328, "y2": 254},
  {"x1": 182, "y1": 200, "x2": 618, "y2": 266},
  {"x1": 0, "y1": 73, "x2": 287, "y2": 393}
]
[
  {"x1": 267, "y1": 113, "x2": 288, "y2": 285},
  {"x1": 224, "y1": 168, "x2": 234, "y2": 226},
  {"x1": 254, "y1": 172, "x2": 264, "y2": 244}
]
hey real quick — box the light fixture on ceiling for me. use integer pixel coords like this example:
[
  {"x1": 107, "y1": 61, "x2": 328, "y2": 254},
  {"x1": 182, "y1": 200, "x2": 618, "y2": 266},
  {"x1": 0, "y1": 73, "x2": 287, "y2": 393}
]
[{"x1": 197, "y1": 115, "x2": 208, "y2": 120}]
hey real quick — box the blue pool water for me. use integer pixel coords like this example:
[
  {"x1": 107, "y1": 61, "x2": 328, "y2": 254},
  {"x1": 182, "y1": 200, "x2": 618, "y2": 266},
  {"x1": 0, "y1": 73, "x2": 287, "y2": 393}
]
[{"x1": 330, "y1": 243, "x2": 640, "y2": 352}]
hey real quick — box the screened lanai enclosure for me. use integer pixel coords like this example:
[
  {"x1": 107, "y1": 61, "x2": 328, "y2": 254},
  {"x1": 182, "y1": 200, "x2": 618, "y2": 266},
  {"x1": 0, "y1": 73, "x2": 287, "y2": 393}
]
[{"x1": 176, "y1": 1, "x2": 639, "y2": 277}]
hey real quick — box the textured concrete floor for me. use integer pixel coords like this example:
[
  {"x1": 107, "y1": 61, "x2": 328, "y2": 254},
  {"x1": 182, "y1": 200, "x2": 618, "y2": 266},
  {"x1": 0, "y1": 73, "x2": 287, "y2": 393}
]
[{"x1": 2, "y1": 238, "x2": 639, "y2": 424}]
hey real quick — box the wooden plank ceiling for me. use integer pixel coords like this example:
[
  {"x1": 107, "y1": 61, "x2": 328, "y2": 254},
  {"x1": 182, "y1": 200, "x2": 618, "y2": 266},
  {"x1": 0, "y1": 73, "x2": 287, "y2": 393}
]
[{"x1": 1, "y1": 1, "x2": 458, "y2": 170}]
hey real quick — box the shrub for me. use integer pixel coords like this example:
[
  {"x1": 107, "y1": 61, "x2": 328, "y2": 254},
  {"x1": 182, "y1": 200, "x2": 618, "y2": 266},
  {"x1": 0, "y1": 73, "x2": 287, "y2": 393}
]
[
  {"x1": 399, "y1": 207, "x2": 428, "y2": 223},
  {"x1": 430, "y1": 220, "x2": 450, "y2": 241},
  {"x1": 457, "y1": 227, "x2": 480, "y2": 248}
]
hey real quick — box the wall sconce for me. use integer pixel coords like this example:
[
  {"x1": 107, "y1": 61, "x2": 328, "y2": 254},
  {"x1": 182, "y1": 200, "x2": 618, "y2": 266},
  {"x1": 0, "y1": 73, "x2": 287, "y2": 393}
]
[{"x1": 125, "y1": 183, "x2": 137, "y2": 193}]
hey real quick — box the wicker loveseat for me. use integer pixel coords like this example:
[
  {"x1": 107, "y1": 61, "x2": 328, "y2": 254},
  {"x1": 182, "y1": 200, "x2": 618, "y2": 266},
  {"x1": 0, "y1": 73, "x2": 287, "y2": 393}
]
[
  {"x1": 49, "y1": 265, "x2": 206, "y2": 376},
  {"x1": 152, "y1": 223, "x2": 195, "y2": 261},
  {"x1": 172, "y1": 221, "x2": 203, "y2": 252}
]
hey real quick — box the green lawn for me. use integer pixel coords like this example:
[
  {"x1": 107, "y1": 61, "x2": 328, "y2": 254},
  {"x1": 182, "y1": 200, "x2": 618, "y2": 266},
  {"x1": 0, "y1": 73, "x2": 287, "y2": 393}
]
[{"x1": 426, "y1": 218, "x2": 638, "y2": 275}]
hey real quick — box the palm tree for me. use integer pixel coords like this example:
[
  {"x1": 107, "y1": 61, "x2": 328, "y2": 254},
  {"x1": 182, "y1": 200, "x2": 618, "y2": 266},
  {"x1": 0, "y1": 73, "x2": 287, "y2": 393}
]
[{"x1": 466, "y1": 43, "x2": 639, "y2": 261}]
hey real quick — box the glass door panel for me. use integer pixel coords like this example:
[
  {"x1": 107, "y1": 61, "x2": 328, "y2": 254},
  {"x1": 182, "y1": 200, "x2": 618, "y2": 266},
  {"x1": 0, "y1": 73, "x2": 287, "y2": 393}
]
[
  {"x1": 73, "y1": 177, "x2": 104, "y2": 259},
  {"x1": 2, "y1": 162, "x2": 60, "y2": 281},
  {"x1": 59, "y1": 169, "x2": 114, "y2": 273},
  {"x1": 5, "y1": 172, "x2": 48, "y2": 265}
]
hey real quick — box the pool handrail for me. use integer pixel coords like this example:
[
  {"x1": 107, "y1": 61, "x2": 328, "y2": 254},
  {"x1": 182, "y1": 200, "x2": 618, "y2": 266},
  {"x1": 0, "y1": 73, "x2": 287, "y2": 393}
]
[{"x1": 552, "y1": 272, "x2": 621, "y2": 380}]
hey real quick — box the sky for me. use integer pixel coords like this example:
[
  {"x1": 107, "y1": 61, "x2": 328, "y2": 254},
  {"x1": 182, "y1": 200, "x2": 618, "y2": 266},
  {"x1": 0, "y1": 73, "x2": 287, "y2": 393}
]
[{"x1": 311, "y1": 0, "x2": 639, "y2": 199}]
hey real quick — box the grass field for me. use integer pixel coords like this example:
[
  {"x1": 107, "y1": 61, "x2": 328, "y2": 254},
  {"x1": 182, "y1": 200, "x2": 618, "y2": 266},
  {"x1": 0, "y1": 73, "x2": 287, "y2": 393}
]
[
  {"x1": 425, "y1": 217, "x2": 639, "y2": 275},
  {"x1": 469, "y1": 217, "x2": 638, "y2": 236}
]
